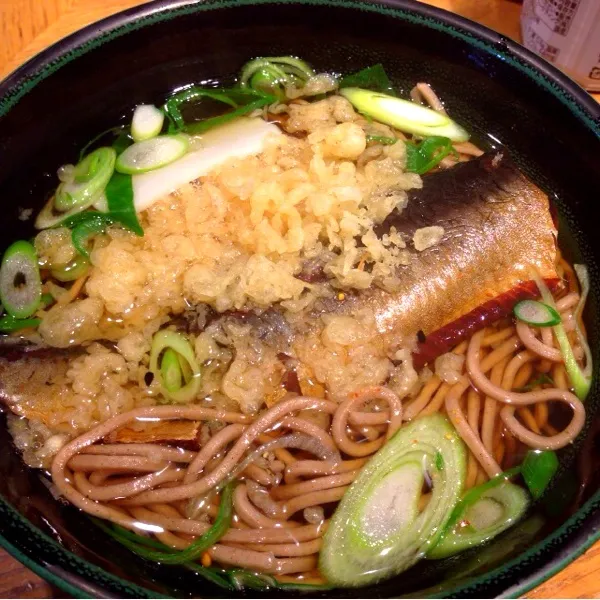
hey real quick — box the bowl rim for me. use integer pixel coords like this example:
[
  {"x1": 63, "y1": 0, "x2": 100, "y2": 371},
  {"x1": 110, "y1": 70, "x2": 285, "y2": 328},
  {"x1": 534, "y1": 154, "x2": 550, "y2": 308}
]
[{"x1": 0, "y1": 0, "x2": 599, "y2": 598}]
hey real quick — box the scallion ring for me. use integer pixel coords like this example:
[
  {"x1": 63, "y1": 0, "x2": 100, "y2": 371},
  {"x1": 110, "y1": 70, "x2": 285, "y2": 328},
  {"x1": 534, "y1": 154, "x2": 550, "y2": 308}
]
[
  {"x1": 54, "y1": 147, "x2": 116, "y2": 213},
  {"x1": 149, "y1": 330, "x2": 201, "y2": 403},
  {"x1": 0, "y1": 241, "x2": 42, "y2": 319},
  {"x1": 514, "y1": 299, "x2": 561, "y2": 327},
  {"x1": 115, "y1": 134, "x2": 189, "y2": 175},
  {"x1": 50, "y1": 254, "x2": 90, "y2": 282}
]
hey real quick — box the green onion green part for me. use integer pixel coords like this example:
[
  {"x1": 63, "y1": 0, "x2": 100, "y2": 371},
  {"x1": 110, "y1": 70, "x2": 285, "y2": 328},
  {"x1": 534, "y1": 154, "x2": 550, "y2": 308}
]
[
  {"x1": 521, "y1": 450, "x2": 559, "y2": 500},
  {"x1": 240, "y1": 56, "x2": 315, "y2": 99},
  {"x1": 71, "y1": 214, "x2": 112, "y2": 259},
  {"x1": 50, "y1": 254, "x2": 90, "y2": 282},
  {"x1": 184, "y1": 93, "x2": 275, "y2": 135},
  {"x1": 533, "y1": 272, "x2": 590, "y2": 400},
  {"x1": 161, "y1": 347, "x2": 184, "y2": 393},
  {"x1": 365, "y1": 134, "x2": 397, "y2": 145},
  {"x1": 104, "y1": 173, "x2": 143, "y2": 236},
  {"x1": 149, "y1": 329, "x2": 201, "y2": 403},
  {"x1": 320, "y1": 413, "x2": 466, "y2": 587},
  {"x1": 405, "y1": 136, "x2": 457, "y2": 174},
  {"x1": 0, "y1": 241, "x2": 42, "y2": 319},
  {"x1": 339, "y1": 88, "x2": 470, "y2": 142},
  {"x1": 40, "y1": 293, "x2": 54, "y2": 309},
  {"x1": 573, "y1": 264, "x2": 593, "y2": 382},
  {"x1": 339, "y1": 64, "x2": 395, "y2": 95},
  {"x1": 54, "y1": 147, "x2": 116, "y2": 213},
  {"x1": 428, "y1": 467, "x2": 528, "y2": 559},
  {"x1": 0, "y1": 315, "x2": 41, "y2": 333},
  {"x1": 515, "y1": 373, "x2": 554, "y2": 392},
  {"x1": 163, "y1": 87, "x2": 276, "y2": 135},
  {"x1": 514, "y1": 299, "x2": 562, "y2": 327}
]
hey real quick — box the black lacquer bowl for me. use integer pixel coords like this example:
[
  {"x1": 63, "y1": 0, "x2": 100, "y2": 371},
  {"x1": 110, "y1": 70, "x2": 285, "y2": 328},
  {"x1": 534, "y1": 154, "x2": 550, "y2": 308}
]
[{"x1": 0, "y1": 0, "x2": 599, "y2": 597}]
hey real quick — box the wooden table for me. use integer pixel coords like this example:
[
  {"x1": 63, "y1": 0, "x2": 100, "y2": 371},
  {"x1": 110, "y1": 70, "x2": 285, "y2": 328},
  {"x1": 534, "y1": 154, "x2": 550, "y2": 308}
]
[{"x1": 0, "y1": 0, "x2": 599, "y2": 597}]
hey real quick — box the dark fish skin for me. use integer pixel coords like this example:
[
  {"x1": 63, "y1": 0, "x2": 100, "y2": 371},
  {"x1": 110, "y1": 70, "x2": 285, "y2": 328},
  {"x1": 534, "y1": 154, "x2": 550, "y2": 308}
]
[{"x1": 326, "y1": 152, "x2": 560, "y2": 365}]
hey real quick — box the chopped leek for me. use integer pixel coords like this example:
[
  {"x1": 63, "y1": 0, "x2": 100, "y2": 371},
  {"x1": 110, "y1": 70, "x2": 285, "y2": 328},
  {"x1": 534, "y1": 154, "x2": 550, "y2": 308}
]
[
  {"x1": 0, "y1": 315, "x2": 41, "y2": 333},
  {"x1": 320, "y1": 414, "x2": 466, "y2": 587},
  {"x1": 514, "y1": 299, "x2": 561, "y2": 327},
  {"x1": 339, "y1": 63, "x2": 395, "y2": 95},
  {"x1": 405, "y1": 136, "x2": 457, "y2": 174},
  {"x1": 60, "y1": 172, "x2": 142, "y2": 256},
  {"x1": 93, "y1": 499, "x2": 330, "y2": 592},
  {"x1": 105, "y1": 173, "x2": 143, "y2": 236},
  {"x1": 35, "y1": 196, "x2": 91, "y2": 230},
  {"x1": 0, "y1": 241, "x2": 42, "y2": 319},
  {"x1": 534, "y1": 272, "x2": 590, "y2": 400},
  {"x1": 428, "y1": 468, "x2": 529, "y2": 559},
  {"x1": 573, "y1": 264, "x2": 593, "y2": 382},
  {"x1": 339, "y1": 87, "x2": 470, "y2": 142},
  {"x1": 240, "y1": 56, "x2": 315, "y2": 99},
  {"x1": 515, "y1": 373, "x2": 554, "y2": 392},
  {"x1": 161, "y1": 347, "x2": 183, "y2": 393},
  {"x1": 115, "y1": 135, "x2": 189, "y2": 175},
  {"x1": 185, "y1": 94, "x2": 275, "y2": 135},
  {"x1": 131, "y1": 105, "x2": 165, "y2": 142},
  {"x1": 149, "y1": 330, "x2": 201, "y2": 403},
  {"x1": 50, "y1": 254, "x2": 90, "y2": 282},
  {"x1": 71, "y1": 214, "x2": 110, "y2": 259},
  {"x1": 365, "y1": 134, "x2": 396, "y2": 145},
  {"x1": 522, "y1": 450, "x2": 558, "y2": 499},
  {"x1": 163, "y1": 87, "x2": 275, "y2": 134},
  {"x1": 54, "y1": 147, "x2": 116, "y2": 213}
]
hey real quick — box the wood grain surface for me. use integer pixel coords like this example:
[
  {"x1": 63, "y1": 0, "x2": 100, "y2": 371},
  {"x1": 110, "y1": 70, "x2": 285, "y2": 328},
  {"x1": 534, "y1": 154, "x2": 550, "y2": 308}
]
[{"x1": 0, "y1": 0, "x2": 599, "y2": 598}]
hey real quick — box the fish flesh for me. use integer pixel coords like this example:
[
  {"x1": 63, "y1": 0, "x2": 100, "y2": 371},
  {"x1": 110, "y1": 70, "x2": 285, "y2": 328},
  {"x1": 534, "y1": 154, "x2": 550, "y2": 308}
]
[{"x1": 333, "y1": 151, "x2": 559, "y2": 365}]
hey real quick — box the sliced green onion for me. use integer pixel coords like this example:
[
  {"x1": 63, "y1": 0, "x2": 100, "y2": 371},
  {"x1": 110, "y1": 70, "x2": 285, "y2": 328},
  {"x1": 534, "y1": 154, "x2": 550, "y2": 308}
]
[
  {"x1": 573, "y1": 264, "x2": 592, "y2": 382},
  {"x1": 161, "y1": 347, "x2": 183, "y2": 393},
  {"x1": 514, "y1": 299, "x2": 561, "y2": 327},
  {"x1": 105, "y1": 173, "x2": 143, "y2": 236},
  {"x1": 164, "y1": 87, "x2": 240, "y2": 131},
  {"x1": 149, "y1": 330, "x2": 201, "y2": 403},
  {"x1": 115, "y1": 134, "x2": 189, "y2": 175},
  {"x1": 240, "y1": 56, "x2": 315, "y2": 95},
  {"x1": 131, "y1": 104, "x2": 165, "y2": 142},
  {"x1": 120, "y1": 481, "x2": 234, "y2": 564},
  {"x1": 35, "y1": 196, "x2": 90, "y2": 229},
  {"x1": 533, "y1": 271, "x2": 590, "y2": 400},
  {"x1": 428, "y1": 468, "x2": 528, "y2": 559},
  {"x1": 320, "y1": 414, "x2": 466, "y2": 587},
  {"x1": 41, "y1": 293, "x2": 55, "y2": 308},
  {"x1": 93, "y1": 508, "x2": 330, "y2": 592},
  {"x1": 515, "y1": 372, "x2": 554, "y2": 392},
  {"x1": 184, "y1": 94, "x2": 275, "y2": 135},
  {"x1": 339, "y1": 88, "x2": 470, "y2": 142},
  {"x1": 78, "y1": 126, "x2": 129, "y2": 161},
  {"x1": 339, "y1": 64, "x2": 395, "y2": 95},
  {"x1": 405, "y1": 136, "x2": 458, "y2": 174},
  {"x1": 54, "y1": 147, "x2": 116, "y2": 213},
  {"x1": 71, "y1": 214, "x2": 112, "y2": 259},
  {"x1": 50, "y1": 254, "x2": 90, "y2": 282},
  {"x1": 0, "y1": 315, "x2": 41, "y2": 333},
  {"x1": 522, "y1": 449, "x2": 559, "y2": 500},
  {"x1": 0, "y1": 241, "x2": 42, "y2": 319},
  {"x1": 365, "y1": 134, "x2": 396, "y2": 145}
]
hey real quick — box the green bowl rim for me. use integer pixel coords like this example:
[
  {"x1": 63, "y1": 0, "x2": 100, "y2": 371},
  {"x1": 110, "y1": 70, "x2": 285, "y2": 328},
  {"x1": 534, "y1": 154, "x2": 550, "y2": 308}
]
[{"x1": 0, "y1": 0, "x2": 599, "y2": 597}]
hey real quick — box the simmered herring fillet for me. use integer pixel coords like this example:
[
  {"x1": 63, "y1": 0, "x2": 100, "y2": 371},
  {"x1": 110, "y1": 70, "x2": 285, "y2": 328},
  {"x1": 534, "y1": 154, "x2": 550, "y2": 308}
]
[{"x1": 321, "y1": 152, "x2": 559, "y2": 365}]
